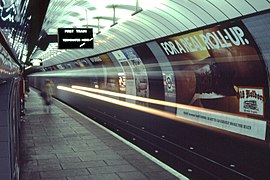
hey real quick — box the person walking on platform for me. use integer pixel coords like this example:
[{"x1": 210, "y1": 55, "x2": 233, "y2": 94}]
[{"x1": 41, "y1": 79, "x2": 54, "y2": 113}]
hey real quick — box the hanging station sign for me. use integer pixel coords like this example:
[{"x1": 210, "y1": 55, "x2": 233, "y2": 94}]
[{"x1": 57, "y1": 28, "x2": 94, "y2": 49}]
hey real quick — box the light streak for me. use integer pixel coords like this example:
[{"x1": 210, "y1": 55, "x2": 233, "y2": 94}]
[
  {"x1": 58, "y1": 85, "x2": 176, "y2": 120},
  {"x1": 71, "y1": 85, "x2": 212, "y2": 113},
  {"x1": 57, "y1": 85, "x2": 222, "y2": 130},
  {"x1": 58, "y1": 85, "x2": 266, "y2": 140},
  {"x1": 72, "y1": 85, "x2": 179, "y2": 108}
]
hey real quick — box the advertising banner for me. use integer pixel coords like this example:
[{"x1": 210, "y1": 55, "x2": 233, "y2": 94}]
[
  {"x1": 108, "y1": 52, "x2": 126, "y2": 93},
  {"x1": 177, "y1": 106, "x2": 267, "y2": 140},
  {"x1": 239, "y1": 87, "x2": 265, "y2": 117},
  {"x1": 157, "y1": 19, "x2": 269, "y2": 139},
  {"x1": 98, "y1": 54, "x2": 119, "y2": 92},
  {"x1": 122, "y1": 48, "x2": 149, "y2": 105},
  {"x1": 163, "y1": 73, "x2": 175, "y2": 98},
  {"x1": 157, "y1": 20, "x2": 269, "y2": 117},
  {"x1": 146, "y1": 41, "x2": 177, "y2": 113},
  {"x1": 111, "y1": 50, "x2": 136, "y2": 103}
]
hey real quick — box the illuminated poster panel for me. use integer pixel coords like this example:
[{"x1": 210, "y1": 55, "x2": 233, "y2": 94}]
[
  {"x1": 89, "y1": 56, "x2": 105, "y2": 89},
  {"x1": 0, "y1": 43, "x2": 20, "y2": 78},
  {"x1": 99, "y1": 54, "x2": 119, "y2": 92},
  {"x1": 111, "y1": 50, "x2": 136, "y2": 103},
  {"x1": 146, "y1": 41, "x2": 176, "y2": 113},
  {"x1": 122, "y1": 48, "x2": 149, "y2": 105},
  {"x1": 177, "y1": 105, "x2": 267, "y2": 140},
  {"x1": 157, "y1": 20, "x2": 269, "y2": 140},
  {"x1": 239, "y1": 87, "x2": 264, "y2": 117},
  {"x1": 108, "y1": 52, "x2": 126, "y2": 93}
]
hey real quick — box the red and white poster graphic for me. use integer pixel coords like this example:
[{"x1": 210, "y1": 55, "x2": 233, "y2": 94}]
[{"x1": 239, "y1": 87, "x2": 264, "y2": 117}]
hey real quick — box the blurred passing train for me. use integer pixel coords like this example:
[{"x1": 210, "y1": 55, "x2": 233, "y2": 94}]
[{"x1": 29, "y1": 12, "x2": 270, "y2": 179}]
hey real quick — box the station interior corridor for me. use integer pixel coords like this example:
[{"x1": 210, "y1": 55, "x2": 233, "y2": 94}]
[{"x1": 1, "y1": 1, "x2": 270, "y2": 179}]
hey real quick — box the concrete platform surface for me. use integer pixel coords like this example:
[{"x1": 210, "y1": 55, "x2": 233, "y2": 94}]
[{"x1": 19, "y1": 89, "x2": 181, "y2": 180}]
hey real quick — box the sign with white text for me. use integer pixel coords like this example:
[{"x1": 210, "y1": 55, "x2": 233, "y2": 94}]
[
  {"x1": 177, "y1": 106, "x2": 267, "y2": 140},
  {"x1": 58, "y1": 28, "x2": 94, "y2": 49}
]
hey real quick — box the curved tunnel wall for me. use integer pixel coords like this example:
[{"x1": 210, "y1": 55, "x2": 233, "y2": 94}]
[
  {"x1": 0, "y1": 32, "x2": 21, "y2": 180},
  {"x1": 0, "y1": 78, "x2": 21, "y2": 180},
  {"x1": 29, "y1": 12, "x2": 270, "y2": 179},
  {"x1": 38, "y1": 0, "x2": 270, "y2": 67}
]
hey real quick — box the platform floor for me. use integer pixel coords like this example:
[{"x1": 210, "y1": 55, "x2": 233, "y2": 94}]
[{"x1": 19, "y1": 89, "x2": 181, "y2": 180}]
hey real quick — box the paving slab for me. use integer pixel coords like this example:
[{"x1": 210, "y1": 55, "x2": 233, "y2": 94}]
[{"x1": 20, "y1": 89, "x2": 180, "y2": 179}]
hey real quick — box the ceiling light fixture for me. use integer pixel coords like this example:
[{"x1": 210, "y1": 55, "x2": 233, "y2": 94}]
[
  {"x1": 132, "y1": 0, "x2": 143, "y2": 16},
  {"x1": 110, "y1": 5, "x2": 118, "y2": 27}
]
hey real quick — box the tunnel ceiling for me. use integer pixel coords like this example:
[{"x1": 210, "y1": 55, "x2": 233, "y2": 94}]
[{"x1": 30, "y1": 0, "x2": 270, "y2": 67}]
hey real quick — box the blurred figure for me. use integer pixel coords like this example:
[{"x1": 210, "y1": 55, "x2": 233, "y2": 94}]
[
  {"x1": 41, "y1": 79, "x2": 55, "y2": 113},
  {"x1": 25, "y1": 77, "x2": 30, "y2": 94}
]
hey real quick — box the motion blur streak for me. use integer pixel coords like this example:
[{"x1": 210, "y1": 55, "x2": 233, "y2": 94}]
[
  {"x1": 71, "y1": 85, "x2": 222, "y2": 114},
  {"x1": 57, "y1": 85, "x2": 221, "y2": 130},
  {"x1": 72, "y1": 85, "x2": 179, "y2": 108},
  {"x1": 58, "y1": 85, "x2": 176, "y2": 119}
]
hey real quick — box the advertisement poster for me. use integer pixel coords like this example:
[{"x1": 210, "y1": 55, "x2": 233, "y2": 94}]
[
  {"x1": 177, "y1": 106, "x2": 267, "y2": 140},
  {"x1": 99, "y1": 54, "x2": 119, "y2": 92},
  {"x1": 107, "y1": 52, "x2": 126, "y2": 93},
  {"x1": 157, "y1": 19, "x2": 269, "y2": 139},
  {"x1": 79, "y1": 58, "x2": 91, "y2": 67},
  {"x1": 111, "y1": 50, "x2": 136, "y2": 103},
  {"x1": 163, "y1": 73, "x2": 176, "y2": 98},
  {"x1": 118, "y1": 72, "x2": 126, "y2": 92},
  {"x1": 89, "y1": 56, "x2": 102, "y2": 65},
  {"x1": 146, "y1": 41, "x2": 177, "y2": 113},
  {"x1": 158, "y1": 20, "x2": 269, "y2": 117},
  {"x1": 122, "y1": 48, "x2": 149, "y2": 105},
  {"x1": 239, "y1": 87, "x2": 264, "y2": 117},
  {"x1": 89, "y1": 56, "x2": 105, "y2": 89}
]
